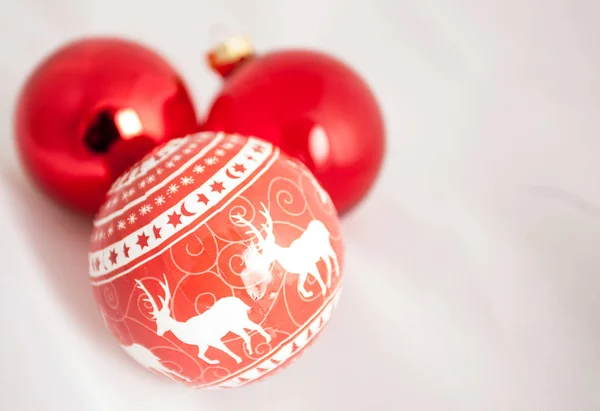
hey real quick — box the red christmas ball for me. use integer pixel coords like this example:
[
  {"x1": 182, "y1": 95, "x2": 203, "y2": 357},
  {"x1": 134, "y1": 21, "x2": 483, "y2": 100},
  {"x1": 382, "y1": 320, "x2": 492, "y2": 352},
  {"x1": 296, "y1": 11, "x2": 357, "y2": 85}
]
[
  {"x1": 14, "y1": 37, "x2": 198, "y2": 215},
  {"x1": 90, "y1": 131, "x2": 344, "y2": 388},
  {"x1": 202, "y1": 37, "x2": 385, "y2": 215}
]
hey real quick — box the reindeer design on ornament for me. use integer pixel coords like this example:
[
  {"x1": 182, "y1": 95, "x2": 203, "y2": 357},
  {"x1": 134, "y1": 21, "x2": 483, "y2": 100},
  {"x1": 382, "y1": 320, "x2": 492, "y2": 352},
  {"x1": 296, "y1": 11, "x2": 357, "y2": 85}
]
[
  {"x1": 121, "y1": 343, "x2": 190, "y2": 382},
  {"x1": 235, "y1": 203, "x2": 340, "y2": 299},
  {"x1": 135, "y1": 275, "x2": 271, "y2": 365}
]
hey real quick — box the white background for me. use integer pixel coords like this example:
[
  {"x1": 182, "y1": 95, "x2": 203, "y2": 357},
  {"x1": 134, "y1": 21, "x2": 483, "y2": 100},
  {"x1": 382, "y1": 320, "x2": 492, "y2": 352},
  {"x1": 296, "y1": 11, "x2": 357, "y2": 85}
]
[{"x1": 1, "y1": 0, "x2": 600, "y2": 410}]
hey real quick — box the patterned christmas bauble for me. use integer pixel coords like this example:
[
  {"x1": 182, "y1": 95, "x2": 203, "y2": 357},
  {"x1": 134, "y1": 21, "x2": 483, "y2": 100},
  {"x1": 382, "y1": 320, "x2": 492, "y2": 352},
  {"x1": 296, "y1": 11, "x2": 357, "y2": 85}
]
[
  {"x1": 89, "y1": 131, "x2": 344, "y2": 388},
  {"x1": 14, "y1": 37, "x2": 198, "y2": 215}
]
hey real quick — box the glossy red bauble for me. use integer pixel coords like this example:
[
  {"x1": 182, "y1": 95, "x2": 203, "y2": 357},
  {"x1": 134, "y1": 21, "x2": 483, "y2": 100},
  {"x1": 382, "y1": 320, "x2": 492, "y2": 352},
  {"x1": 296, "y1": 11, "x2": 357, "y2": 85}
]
[
  {"x1": 14, "y1": 37, "x2": 198, "y2": 215},
  {"x1": 90, "y1": 131, "x2": 344, "y2": 388},
  {"x1": 202, "y1": 37, "x2": 385, "y2": 215}
]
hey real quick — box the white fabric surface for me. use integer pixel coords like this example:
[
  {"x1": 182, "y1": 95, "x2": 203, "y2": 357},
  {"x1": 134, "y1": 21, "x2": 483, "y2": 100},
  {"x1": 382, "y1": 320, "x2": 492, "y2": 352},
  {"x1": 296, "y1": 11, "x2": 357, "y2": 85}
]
[{"x1": 1, "y1": 0, "x2": 600, "y2": 409}]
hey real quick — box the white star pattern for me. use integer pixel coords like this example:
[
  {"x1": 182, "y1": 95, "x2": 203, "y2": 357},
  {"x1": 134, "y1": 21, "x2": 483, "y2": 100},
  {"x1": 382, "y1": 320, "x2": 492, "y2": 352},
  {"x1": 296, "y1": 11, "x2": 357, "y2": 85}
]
[
  {"x1": 189, "y1": 143, "x2": 198, "y2": 149},
  {"x1": 167, "y1": 184, "x2": 179, "y2": 195},
  {"x1": 222, "y1": 142, "x2": 235, "y2": 149},
  {"x1": 181, "y1": 176, "x2": 194, "y2": 186},
  {"x1": 139, "y1": 204, "x2": 152, "y2": 215},
  {"x1": 93, "y1": 138, "x2": 271, "y2": 261},
  {"x1": 183, "y1": 148, "x2": 193, "y2": 154},
  {"x1": 128, "y1": 213, "x2": 137, "y2": 225},
  {"x1": 173, "y1": 154, "x2": 182, "y2": 162},
  {"x1": 204, "y1": 156, "x2": 218, "y2": 166}
]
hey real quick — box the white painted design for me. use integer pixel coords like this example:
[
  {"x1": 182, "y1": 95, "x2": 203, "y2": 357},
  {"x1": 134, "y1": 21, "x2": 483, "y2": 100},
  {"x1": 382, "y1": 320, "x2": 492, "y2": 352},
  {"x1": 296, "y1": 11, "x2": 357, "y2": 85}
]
[
  {"x1": 98, "y1": 133, "x2": 224, "y2": 225},
  {"x1": 121, "y1": 343, "x2": 190, "y2": 382},
  {"x1": 204, "y1": 156, "x2": 219, "y2": 165},
  {"x1": 89, "y1": 139, "x2": 274, "y2": 280},
  {"x1": 95, "y1": 143, "x2": 344, "y2": 389},
  {"x1": 235, "y1": 203, "x2": 340, "y2": 298},
  {"x1": 136, "y1": 275, "x2": 272, "y2": 365},
  {"x1": 207, "y1": 288, "x2": 341, "y2": 389},
  {"x1": 90, "y1": 151, "x2": 280, "y2": 286},
  {"x1": 284, "y1": 158, "x2": 330, "y2": 205},
  {"x1": 139, "y1": 204, "x2": 152, "y2": 215},
  {"x1": 107, "y1": 135, "x2": 187, "y2": 195},
  {"x1": 240, "y1": 245, "x2": 274, "y2": 301}
]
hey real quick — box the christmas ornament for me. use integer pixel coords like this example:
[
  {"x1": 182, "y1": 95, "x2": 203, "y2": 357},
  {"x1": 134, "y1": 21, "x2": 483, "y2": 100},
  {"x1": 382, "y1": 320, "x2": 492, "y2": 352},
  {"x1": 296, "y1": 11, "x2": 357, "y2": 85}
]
[
  {"x1": 90, "y1": 131, "x2": 344, "y2": 388},
  {"x1": 202, "y1": 36, "x2": 385, "y2": 215},
  {"x1": 14, "y1": 37, "x2": 198, "y2": 215}
]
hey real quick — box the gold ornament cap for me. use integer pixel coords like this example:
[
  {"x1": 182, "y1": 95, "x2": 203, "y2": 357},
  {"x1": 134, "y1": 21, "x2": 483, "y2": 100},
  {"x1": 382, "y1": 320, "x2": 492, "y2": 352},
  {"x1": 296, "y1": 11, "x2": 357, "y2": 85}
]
[{"x1": 207, "y1": 36, "x2": 255, "y2": 78}]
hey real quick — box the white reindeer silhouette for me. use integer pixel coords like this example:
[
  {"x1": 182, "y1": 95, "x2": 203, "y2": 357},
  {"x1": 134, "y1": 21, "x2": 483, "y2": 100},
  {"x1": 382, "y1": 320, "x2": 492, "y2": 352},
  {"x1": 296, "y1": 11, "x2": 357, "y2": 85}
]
[
  {"x1": 136, "y1": 275, "x2": 271, "y2": 365},
  {"x1": 121, "y1": 343, "x2": 190, "y2": 382},
  {"x1": 235, "y1": 203, "x2": 340, "y2": 298}
]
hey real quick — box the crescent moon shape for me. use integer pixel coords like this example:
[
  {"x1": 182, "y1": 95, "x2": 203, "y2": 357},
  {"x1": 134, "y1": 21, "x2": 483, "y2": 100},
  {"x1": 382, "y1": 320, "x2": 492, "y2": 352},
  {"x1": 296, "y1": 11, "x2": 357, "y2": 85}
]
[
  {"x1": 225, "y1": 168, "x2": 241, "y2": 179},
  {"x1": 180, "y1": 201, "x2": 197, "y2": 217}
]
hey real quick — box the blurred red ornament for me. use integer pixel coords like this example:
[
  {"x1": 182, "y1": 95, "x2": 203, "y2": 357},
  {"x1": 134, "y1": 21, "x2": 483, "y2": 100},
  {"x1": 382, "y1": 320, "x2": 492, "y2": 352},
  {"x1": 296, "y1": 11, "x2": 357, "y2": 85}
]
[
  {"x1": 90, "y1": 131, "x2": 344, "y2": 388},
  {"x1": 202, "y1": 36, "x2": 385, "y2": 215},
  {"x1": 14, "y1": 37, "x2": 198, "y2": 216}
]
